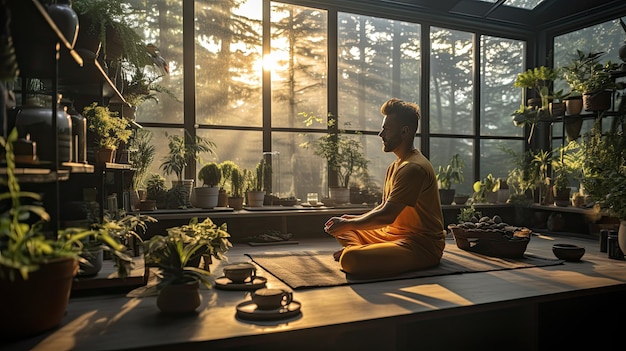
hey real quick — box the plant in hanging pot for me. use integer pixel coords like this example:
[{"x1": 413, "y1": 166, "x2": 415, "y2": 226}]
[
  {"x1": 193, "y1": 162, "x2": 221, "y2": 209},
  {"x1": 436, "y1": 153, "x2": 465, "y2": 205},
  {"x1": 82, "y1": 102, "x2": 132, "y2": 166},
  {"x1": 160, "y1": 131, "x2": 215, "y2": 208},
  {"x1": 143, "y1": 217, "x2": 232, "y2": 314},
  {"x1": 0, "y1": 129, "x2": 129, "y2": 339}
]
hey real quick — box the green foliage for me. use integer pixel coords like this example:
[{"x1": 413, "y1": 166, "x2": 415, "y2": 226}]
[
  {"x1": 472, "y1": 173, "x2": 498, "y2": 202},
  {"x1": 0, "y1": 130, "x2": 123, "y2": 281},
  {"x1": 129, "y1": 128, "x2": 155, "y2": 189},
  {"x1": 514, "y1": 66, "x2": 560, "y2": 108},
  {"x1": 299, "y1": 112, "x2": 369, "y2": 188},
  {"x1": 90, "y1": 210, "x2": 157, "y2": 278},
  {"x1": 581, "y1": 118, "x2": 626, "y2": 219},
  {"x1": 83, "y1": 102, "x2": 132, "y2": 149},
  {"x1": 229, "y1": 166, "x2": 245, "y2": 197},
  {"x1": 198, "y1": 162, "x2": 221, "y2": 187},
  {"x1": 144, "y1": 217, "x2": 232, "y2": 289},
  {"x1": 218, "y1": 161, "x2": 237, "y2": 190},
  {"x1": 160, "y1": 131, "x2": 215, "y2": 182},
  {"x1": 146, "y1": 173, "x2": 167, "y2": 199},
  {"x1": 561, "y1": 50, "x2": 622, "y2": 94},
  {"x1": 457, "y1": 205, "x2": 481, "y2": 223},
  {"x1": 72, "y1": 0, "x2": 151, "y2": 70},
  {"x1": 436, "y1": 154, "x2": 465, "y2": 190}
]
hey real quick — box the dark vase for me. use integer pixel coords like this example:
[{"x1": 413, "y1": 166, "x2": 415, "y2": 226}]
[
  {"x1": 63, "y1": 101, "x2": 87, "y2": 163},
  {"x1": 14, "y1": 105, "x2": 72, "y2": 164},
  {"x1": 46, "y1": 0, "x2": 79, "y2": 49}
]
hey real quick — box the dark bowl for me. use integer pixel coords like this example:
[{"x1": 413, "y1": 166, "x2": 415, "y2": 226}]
[{"x1": 552, "y1": 243, "x2": 585, "y2": 262}]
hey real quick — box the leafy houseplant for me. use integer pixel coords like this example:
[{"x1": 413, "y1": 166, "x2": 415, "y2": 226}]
[
  {"x1": 129, "y1": 128, "x2": 155, "y2": 190},
  {"x1": 0, "y1": 129, "x2": 129, "y2": 337},
  {"x1": 160, "y1": 131, "x2": 215, "y2": 183},
  {"x1": 193, "y1": 162, "x2": 221, "y2": 209},
  {"x1": 561, "y1": 50, "x2": 623, "y2": 111},
  {"x1": 82, "y1": 102, "x2": 132, "y2": 166},
  {"x1": 512, "y1": 66, "x2": 561, "y2": 144},
  {"x1": 472, "y1": 173, "x2": 499, "y2": 203},
  {"x1": 581, "y1": 117, "x2": 626, "y2": 221},
  {"x1": 514, "y1": 66, "x2": 560, "y2": 110},
  {"x1": 145, "y1": 173, "x2": 167, "y2": 210},
  {"x1": 143, "y1": 217, "x2": 232, "y2": 314},
  {"x1": 436, "y1": 154, "x2": 465, "y2": 205}
]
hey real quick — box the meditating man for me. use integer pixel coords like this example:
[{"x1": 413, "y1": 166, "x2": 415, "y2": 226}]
[{"x1": 324, "y1": 98, "x2": 446, "y2": 277}]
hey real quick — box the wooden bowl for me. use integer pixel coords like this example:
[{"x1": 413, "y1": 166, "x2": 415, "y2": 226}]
[{"x1": 552, "y1": 243, "x2": 585, "y2": 262}]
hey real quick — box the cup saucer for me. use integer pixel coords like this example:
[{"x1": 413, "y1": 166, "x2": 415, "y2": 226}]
[
  {"x1": 236, "y1": 300, "x2": 302, "y2": 321},
  {"x1": 214, "y1": 276, "x2": 267, "y2": 290}
]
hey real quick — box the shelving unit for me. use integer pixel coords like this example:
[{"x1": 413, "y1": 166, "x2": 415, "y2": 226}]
[{"x1": 3, "y1": 0, "x2": 146, "y2": 292}]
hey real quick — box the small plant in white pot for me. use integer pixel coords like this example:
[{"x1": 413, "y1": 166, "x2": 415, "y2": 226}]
[
  {"x1": 160, "y1": 131, "x2": 215, "y2": 208},
  {"x1": 193, "y1": 162, "x2": 221, "y2": 209}
]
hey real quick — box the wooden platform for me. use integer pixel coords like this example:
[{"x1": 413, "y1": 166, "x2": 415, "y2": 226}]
[{"x1": 6, "y1": 232, "x2": 626, "y2": 351}]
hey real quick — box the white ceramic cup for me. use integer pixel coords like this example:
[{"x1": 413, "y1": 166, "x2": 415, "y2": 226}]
[
  {"x1": 223, "y1": 262, "x2": 256, "y2": 283},
  {"x1": 252, "y1": 288, "x2": 293, "y2": 310}
]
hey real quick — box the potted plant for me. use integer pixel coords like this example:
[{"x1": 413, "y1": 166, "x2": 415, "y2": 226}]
[
  {"x1": 72, "y1": 0, "x2": 150, "y2": 69},
  {"x1": 436, "y1": 153, "x2": 465, "y2": 205},
  {"x1": 160, "y1": 131, "x2": 215, "y2": 208},
  {"x1": 193, "y1": 162, "x2": 221, "y2": 209},
  {"x1": 472, "y1": 173, "x2": 499, "y2": 204},
  {"x1": 228, "y1": 166, "x2": 246, "y2": 210},
  {"x1": 0, "y1": 129, "x2": 130, "y2": 338},
  {"x1": 245, "y1": 159, "x2": 270, "y2": 207},
  {"x1": 82, "y1": 102, "x2": 132, "y2": 166},
  {"x1": 143, "y1": 217, "x2": 232, "y2": 314},
  {"x1": 300, "y1": 112, "x2": 369, "y2": 204},
  {"x1": 217, "y1": 160, "x2": 237, "y2": 207},
  {"x1": 145, "y1": 173, "x2": 167, "y2": 210},
  {"x1": 511, "y1": 66, "x2": 562, "y2": 144},
  {"x1": 128, "y1": 128, "x2": 155, "y2": 209},
  {"x1": 581, "y1": 116, "x2": 626, "y2": 252},
  {"x1": 561, "y1": 50, "x2": 623, "y2": 112}
]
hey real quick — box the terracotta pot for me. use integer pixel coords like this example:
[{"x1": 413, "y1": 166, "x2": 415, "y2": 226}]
[
  {"x1": 247, "y1": 190, "x2": 265, "y2": 207},
  {"x1": 94, "y1": 147, "x2": 115, "y2": 167},
  {"x1": 228, "y1": 196, "x2": 244, "y2": 210},
  {"x1": 0, "y1": 258, "x2": 78, "y2": 340},
  {"x1": 217, "y1": 189, "x2": 229, "y2": 207},
  {"x1": 583, "y1": 90, "x2": 612, "y2": 112},
  {"x1": 565, "y1": 97, "x2": 583, "y2": 116},
  {"x1": 156, "y1": 279, "x2": 201, "y2": 314}
]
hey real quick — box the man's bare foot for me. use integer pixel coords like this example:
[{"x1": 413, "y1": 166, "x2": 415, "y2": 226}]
[{"x1": 333, "y1": 248, "x2": 344, "y2": 261}]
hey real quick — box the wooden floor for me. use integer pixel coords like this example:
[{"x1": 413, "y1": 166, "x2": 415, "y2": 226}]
[{"x1": 5, "y1": 231, "x2": 626, "y2": 351}]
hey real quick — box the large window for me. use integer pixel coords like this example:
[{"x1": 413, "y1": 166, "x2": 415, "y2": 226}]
[{"x1": 127, "y1": 0, "x2": 531, "y2": 201}]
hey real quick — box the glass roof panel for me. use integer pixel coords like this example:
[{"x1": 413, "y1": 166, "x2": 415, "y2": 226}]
[
  {"x1": 474, "y1": 0, "x2": 546, "y2": 10},
  {"x1": 502, "y1": 0, "x2": 546, "y2": 10}
]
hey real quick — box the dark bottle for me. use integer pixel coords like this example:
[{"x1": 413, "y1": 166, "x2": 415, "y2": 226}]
[
  {"x1": 599, "y1": 229, "x2": 608, "y2": 253},
  {"x1": 607, "y1": 230, "x2": 624, "y2": 260}
]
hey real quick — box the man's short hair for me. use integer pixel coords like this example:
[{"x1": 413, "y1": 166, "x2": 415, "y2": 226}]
[{"x1": 380, "y1": 98, "x2": 420, "y2": 133}]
